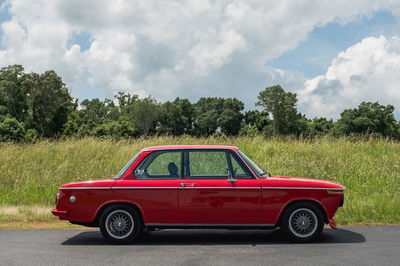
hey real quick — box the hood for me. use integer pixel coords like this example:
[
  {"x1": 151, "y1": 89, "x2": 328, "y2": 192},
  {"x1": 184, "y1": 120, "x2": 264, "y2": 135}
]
[
  {"x1": 60, "y1": 178, "x2": 116, "y2": 189},
  {"x1": 269, "y1": 175, "x2": 345, "y2": 189}
]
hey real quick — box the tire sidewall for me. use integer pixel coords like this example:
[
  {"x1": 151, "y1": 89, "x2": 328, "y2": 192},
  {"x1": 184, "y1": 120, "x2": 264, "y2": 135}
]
[
  {"x1": 99, "y1": 204, "x2": 142, "y2": 244},
  {"x1": 281, "y1": 202, "x2": 324, "y2": 242}
]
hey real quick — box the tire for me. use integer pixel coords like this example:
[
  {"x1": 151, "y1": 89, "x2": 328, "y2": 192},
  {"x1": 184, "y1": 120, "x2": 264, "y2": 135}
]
[
  {"x1": 280, "y1": 202, "x2": 324, "y2": 242},
  {"x1": 99, "y1": 204, "x2": 142, "y2": 244}
]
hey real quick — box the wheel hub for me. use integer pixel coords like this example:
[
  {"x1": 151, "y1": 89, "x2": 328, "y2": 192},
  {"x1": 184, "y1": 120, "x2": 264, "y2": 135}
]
[
  {"x1": 114, "y1": 218, "x2": 126, "y2": 230},
  {"x1": 296, "y1": 216, "x2": 310, "y2": 229}
]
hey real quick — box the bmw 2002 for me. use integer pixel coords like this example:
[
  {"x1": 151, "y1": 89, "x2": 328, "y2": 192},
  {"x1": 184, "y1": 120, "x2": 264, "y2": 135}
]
[{"x1": 52, "y1": 145, "x2": 345, "y2": 243}]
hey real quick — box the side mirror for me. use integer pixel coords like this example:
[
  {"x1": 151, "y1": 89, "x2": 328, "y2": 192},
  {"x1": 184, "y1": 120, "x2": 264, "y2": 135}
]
[
  {"x1": 227, "y1": 169, "x2": 237, "y2": 182},
  {"x1": 134, "y1": 169, "x2": 146, "y2": 178}
]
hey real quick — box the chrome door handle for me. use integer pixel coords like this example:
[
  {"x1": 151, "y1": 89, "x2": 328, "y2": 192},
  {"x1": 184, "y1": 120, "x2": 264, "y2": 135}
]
[{"x1": 180, "y1": 183, "x2": 196, "y2": 187}]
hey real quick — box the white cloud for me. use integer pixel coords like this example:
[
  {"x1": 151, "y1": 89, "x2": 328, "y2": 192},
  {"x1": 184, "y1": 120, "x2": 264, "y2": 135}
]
[
  {"x1": 298, "y1": 35, "x2": 400, "y2": 119},
  {"x1": 0, "y1": 0, "x2": 400, "y2": 111}
]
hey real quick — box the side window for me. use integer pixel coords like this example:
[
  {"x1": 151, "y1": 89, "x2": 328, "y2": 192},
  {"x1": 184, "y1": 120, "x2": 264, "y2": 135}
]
[
  {"x1": 230, "y1": 152, "x2": 252, "y2": 178},
  {"x1": 185, "y1": 151, "x2": 229, "y2": 178},
  {"x1": 135, "y1": 151, "x2": 181, "y2": 179}
]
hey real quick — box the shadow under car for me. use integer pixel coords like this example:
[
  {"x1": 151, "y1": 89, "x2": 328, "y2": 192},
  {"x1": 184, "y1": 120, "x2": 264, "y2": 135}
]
[{"x1": 61, "y1": 228, "x2": 366, "y2": 246}]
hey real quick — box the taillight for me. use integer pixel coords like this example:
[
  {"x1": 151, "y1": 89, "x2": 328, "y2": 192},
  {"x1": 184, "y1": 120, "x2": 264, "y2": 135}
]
[
  {"x1": 55, "y1": 192, "x2": 60, "y2": 205},
  {"x1": 55, "y1": 190, "x2": 64, "y2": 205}
]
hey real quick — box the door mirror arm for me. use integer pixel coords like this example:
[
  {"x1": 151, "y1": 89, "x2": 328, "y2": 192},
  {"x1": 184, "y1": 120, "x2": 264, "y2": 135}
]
[{"x1": 227, "y1": 168, "x2": 237, "y2": 182}]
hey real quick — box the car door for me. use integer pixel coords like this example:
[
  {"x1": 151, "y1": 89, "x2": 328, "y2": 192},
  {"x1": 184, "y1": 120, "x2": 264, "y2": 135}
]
[
  {"x1": 178, "y1": 149, "x2": 262, "y2": 225},
  {"x1": 114, "y1": 150, "x2": 181, "y2": 224}
]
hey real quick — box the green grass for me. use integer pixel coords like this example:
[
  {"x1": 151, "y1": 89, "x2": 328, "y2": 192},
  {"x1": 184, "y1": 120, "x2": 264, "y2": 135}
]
[{"x1": 0, "y1": 136, "x2": 399, "y2": 225}]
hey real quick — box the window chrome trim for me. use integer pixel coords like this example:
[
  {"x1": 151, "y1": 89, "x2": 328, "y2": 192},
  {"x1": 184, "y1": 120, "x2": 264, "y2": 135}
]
[{"x1": 182, "y1": 149, "x2": 257, "y2": 180}]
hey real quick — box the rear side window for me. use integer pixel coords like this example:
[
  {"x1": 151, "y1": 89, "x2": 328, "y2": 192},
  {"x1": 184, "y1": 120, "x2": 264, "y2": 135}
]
[
  {"x1": 185, "y1": 151, "x2": 228, "y2": 178},
  {"x1": 134, "y1": 151, "x2": 181, "y2": 179}
]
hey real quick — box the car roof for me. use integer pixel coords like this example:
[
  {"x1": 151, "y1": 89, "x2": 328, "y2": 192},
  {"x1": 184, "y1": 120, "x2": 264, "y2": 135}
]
[{"x1": 141, "y1": 145, "x2": 239, "y2": 151}]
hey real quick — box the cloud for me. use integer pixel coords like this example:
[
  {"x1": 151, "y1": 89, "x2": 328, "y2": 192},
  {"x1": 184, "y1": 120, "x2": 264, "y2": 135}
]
[
  {"x1": 298, "y1": 35, "x2": 400, "y2": 119},
  {"x1": 1, "y1": 0, "x2": 400, "y2": 111}
]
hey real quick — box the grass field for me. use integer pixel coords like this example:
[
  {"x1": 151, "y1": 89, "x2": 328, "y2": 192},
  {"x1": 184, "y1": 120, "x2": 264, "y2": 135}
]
[{"x1": 0, "y1": 136, "x2": 399, "y2": 227}]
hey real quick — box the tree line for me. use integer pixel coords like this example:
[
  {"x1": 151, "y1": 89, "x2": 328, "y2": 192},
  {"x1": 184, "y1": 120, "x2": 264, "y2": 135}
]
[{"x1": 0, "y1": 64, "x2": 399, "y2": 142}]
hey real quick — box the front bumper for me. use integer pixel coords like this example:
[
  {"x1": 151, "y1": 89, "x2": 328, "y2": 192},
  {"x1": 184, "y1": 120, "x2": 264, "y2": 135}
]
[
  {"x1": 328, "y1": 218, "x2": 337, "y2": 229},
  {"x1": 51, "y1": 208, "x2": 68, "y2": 219}
]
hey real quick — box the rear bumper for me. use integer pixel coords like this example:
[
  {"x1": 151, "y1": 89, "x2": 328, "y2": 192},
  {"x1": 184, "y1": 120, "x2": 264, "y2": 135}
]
[{"x1": 51, "y1": 208, "x2": 68, "y2": 219}]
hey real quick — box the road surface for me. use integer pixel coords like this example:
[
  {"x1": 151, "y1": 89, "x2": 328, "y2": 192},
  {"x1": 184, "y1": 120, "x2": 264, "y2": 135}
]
[{"x1": 0, "y1": 226, "x2": 399, "y2": 265}]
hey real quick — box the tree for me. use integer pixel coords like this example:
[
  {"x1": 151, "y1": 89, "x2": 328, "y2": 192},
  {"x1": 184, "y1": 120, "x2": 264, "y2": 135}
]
[
  {"x1": 0, "y1": 65, "x2": 30, "y2": 123},
  {"x1": 243, "y1": 110, "x2": 270, "y2": 132},
  {"x1": 256, "y1": 85, "x2": 305, "y2": 135},
  {"x1": 63, "y1": 112, "x2": 80, "y2": 137},
  {"x1": 25, "y1": 70, "x2": 73, "y2": 137},
  {"x1": 304, "y1": 117, "x2": 334, "y2": 137},
  {"x1": 193, "y1": 97, "x2": 244, "y2": 136},
  {"x1": 336, "y1": 102, "x2": 400, "y2": 138},
  {"x1": 158, "y1": 98, "x2": 194, "y2": 136},
  {"x1": 125, "y1": 96, "x2": 159, "y2": 136},
  {"x1": 219, "y1": 98, "x2": 244, "y2": 135},
  {"x1": 77, "y1": 98, "x2": 110, "y2": 134}
]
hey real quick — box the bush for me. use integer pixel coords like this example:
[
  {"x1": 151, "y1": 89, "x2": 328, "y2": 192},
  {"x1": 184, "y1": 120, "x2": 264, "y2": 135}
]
[
  {"x1": 93, "y1": 119, "x2": 134, "y2": 138},
  {"x1": 0, "y1": 117, "x2": 26, "y2": 142},
  {"x1": 239, "y1": 125, "x2": 259, "y2": 137},
  {"x1": 25, "y1": 129, "x2": 38, "y2": 143}
]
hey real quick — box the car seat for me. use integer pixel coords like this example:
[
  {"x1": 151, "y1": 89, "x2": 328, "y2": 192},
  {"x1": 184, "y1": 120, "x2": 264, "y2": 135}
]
[{"x1": 167, "y1": 162, "x2": 179, "y2": 177}]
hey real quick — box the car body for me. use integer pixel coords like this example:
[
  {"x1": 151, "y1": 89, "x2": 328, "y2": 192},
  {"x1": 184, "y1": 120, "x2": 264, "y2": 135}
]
[{"x1": 52, "y1": 145, "x2": 345, "y2": 243}]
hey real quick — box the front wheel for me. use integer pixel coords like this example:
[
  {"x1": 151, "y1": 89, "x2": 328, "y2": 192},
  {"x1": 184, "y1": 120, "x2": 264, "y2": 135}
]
[
  {"x1": 281, "y1": 202, "x2": 324, "y2": 242},
  {"x1": 99, "y1": 204, "x2": 142, "y2": 244}
]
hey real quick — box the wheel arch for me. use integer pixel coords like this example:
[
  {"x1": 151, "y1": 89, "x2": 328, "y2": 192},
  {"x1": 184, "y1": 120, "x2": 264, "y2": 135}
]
[
  {"x1": 277, "y1": 199, "x2": 328, "y2": 226},
  {"x1": 92, "y1": 200, "x2": 145, "y2": 227}
]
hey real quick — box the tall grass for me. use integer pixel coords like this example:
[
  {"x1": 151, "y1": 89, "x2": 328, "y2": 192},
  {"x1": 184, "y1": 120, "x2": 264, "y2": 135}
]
[{"x1": 0, "y1": 136, "x2": 399, "y2": 225}]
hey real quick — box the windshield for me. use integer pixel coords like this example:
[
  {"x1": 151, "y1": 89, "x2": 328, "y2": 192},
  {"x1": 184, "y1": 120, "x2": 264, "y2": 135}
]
[
  {"x1": 113, "y1": 152, "x2": 141, "y2": 179},
  {"x1": 238, "y1": 150, "x2": 268, "y2": 178}
]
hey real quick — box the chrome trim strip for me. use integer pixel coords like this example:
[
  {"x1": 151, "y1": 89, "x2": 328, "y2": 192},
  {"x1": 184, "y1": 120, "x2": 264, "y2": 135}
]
[
  {"x1": 179, "y1": 187, "x2": 261, "y2": 189},
  {"x1": 327, "y1": 189, "x2": 345, "y2": 194},
  {"x1": 60, "y1": 186, "x2": 345, "y2": 190},
  {"x1": 60, "y1": 187, "x2": 112, "y2": 190},
  {"x1": 145, "y1": 223, "x2": 275, "y2": 227},
  {"x1": 112, "y1": 187, "x2": 261, "y2": 189},
  {"x1": 112, "y1": 187, "x2": 177, "y2": 189},
  {"x1": 263, "y1": 187, "x2": 346, "y2": 190}
]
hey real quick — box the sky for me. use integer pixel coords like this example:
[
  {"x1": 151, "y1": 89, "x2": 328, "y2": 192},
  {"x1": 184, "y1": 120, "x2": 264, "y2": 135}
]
[{"x1": 1, "y1": 0, "x2": 400, "y2": 119}]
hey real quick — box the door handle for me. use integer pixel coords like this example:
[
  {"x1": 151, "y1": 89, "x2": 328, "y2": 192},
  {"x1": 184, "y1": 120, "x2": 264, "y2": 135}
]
[{"x1": 180, "y1": 183, "x2": 196, "y2": 187}]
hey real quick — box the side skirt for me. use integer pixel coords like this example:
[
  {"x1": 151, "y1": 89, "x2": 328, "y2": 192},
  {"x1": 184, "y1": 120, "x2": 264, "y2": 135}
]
[{"x1": 144, "y1": 224, "x2": 276, "y2": 230}]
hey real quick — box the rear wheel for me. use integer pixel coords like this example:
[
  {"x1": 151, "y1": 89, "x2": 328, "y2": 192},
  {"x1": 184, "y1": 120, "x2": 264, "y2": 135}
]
[
  {"x1": 281, "y1": 202, "x2": 324, "y2": 242},
  {"x1": 99, "y1": 204, "x2": 142, "y2": 244}
]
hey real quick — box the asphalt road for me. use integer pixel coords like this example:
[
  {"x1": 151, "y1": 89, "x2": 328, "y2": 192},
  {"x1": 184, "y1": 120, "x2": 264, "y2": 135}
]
[{"x1": 0, "y1": 226, "x2": 399, "y2": 266}]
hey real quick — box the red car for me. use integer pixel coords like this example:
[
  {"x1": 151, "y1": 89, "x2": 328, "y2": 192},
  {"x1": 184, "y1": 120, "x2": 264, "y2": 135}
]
[{"x1": 52, "y1": 145, "x2": 345, "y2": 243}]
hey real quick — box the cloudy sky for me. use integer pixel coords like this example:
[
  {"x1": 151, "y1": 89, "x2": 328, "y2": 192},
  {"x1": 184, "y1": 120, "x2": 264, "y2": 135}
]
[{"x1": 1, "y1": 0, "x2": 400, "y2": 119}]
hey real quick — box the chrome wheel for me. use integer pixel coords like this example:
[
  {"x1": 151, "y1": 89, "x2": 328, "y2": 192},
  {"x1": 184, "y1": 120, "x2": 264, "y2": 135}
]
[
  {"x1": 288, "y1": 208, "x2": 318, "y2": 238},
  {"x1": 105, "y1": 210, "x2": 134, "y2": 239}
]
